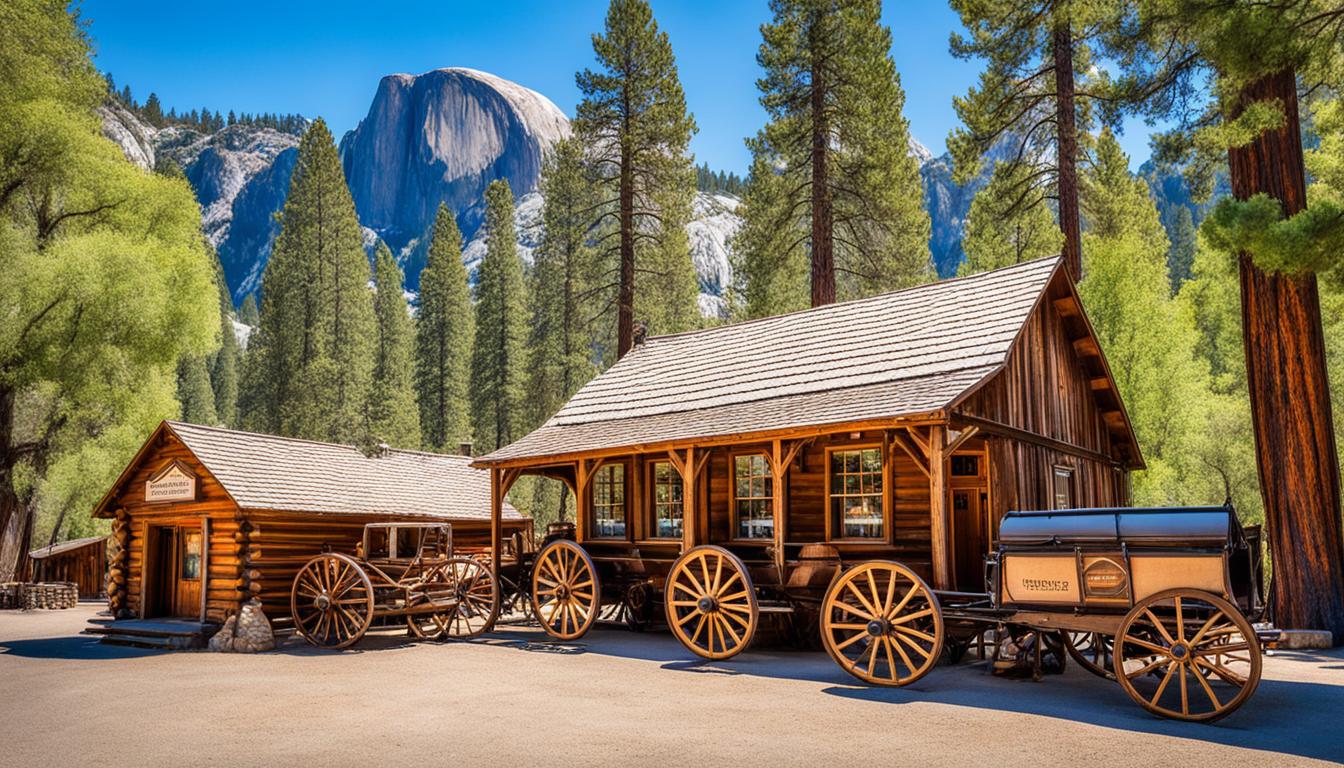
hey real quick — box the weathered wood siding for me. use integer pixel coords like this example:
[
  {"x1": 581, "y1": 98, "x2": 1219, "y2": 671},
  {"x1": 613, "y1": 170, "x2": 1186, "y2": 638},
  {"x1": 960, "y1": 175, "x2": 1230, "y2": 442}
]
[
  {"x1": 30, "y1": 539, "x2": 106, "y2": 598},
  {"x1": 959, "y1": 281, "x2": 1130, "y2": 524}
]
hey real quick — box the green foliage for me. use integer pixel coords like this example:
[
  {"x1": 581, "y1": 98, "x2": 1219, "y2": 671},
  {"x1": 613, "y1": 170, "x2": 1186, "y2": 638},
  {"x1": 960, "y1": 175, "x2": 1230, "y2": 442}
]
[
  {"x1": 209, "y1": 252, "x2": 239, "y2": 426},
  {"x1": 730, "y1": 152, "x2": 809, "y2": 318},
  {"x1": 176, "y1": 355, "x2": 218, "y2": 425},
  {"x1": 470, "y1": 181, "x2": 528, "y2": 452},
  {"x1": 695, "y1": 163, "x2": 746, "y2": 197},
  {"x1": 239, "y1": 118, "x2": 376, "y2": 446},
  {"x1": 959, "y1": 162, "x2": 1062, "y2": 276},
  {"x1": 738, "y1": 0, "x2": 930, "y2": 309},
  {"x1": 238, "y1": 293, "x2": 260, "y2": 326},
  {"x1": 576, "y1": 0, "x2": 699, "y2": 351},
  {"x1": 415, "y1": 205, "x2": 474, "y2": 452},
  {"x1": 0, "y1": 0, "x2": 217, "y2": 556},
  {"x1": 368, "y1": 242, "x2": 421, "y2": 449},
  {"x1": 1166, "y1": 206, "x2": 1198, "y2": 292},
  {"x1": 1200, "y1": 192, "x2": 1344, "y2": 277}
]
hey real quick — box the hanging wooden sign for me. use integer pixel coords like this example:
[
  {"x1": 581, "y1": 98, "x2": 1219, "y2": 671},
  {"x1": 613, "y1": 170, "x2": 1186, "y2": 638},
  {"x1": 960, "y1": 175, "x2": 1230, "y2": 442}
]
[{"x1": 145, "y1": 462, "x2": 197, "y2": 503}]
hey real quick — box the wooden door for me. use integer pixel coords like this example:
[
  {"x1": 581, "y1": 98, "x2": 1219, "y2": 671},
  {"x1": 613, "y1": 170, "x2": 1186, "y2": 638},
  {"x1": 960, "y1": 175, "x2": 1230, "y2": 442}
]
[
  {"x1": 951, "y1": 489, "x2": 988, "y2": 591},
  {"x1": 149, "y1": 525, "x2": 202, "y2": 618}
]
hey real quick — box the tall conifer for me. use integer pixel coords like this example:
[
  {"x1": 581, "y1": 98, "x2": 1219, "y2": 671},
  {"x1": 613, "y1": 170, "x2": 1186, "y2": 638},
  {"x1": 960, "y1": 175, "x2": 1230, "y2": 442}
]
[
  {"x1": 209, "y1": 253, "x2": 239, "y2": 426},
  {"x1": 239, "y1": 118, "x2": 375, "y2": 445},
  {"x1": 469, "y1": 181, "x2": 528, "y2": 452},
  {"x1": 368, "y1": 242, "x2": 421, "y2": 448},
  {"x1": 415, "y1": 205, "x2": 475, "y2": 452},
  {"x1": 959, "y1": 162, "x2": 1062, "y2": 275},
  {"x1": 576, "y1": 0, "x2": 699, "y2": 357}
]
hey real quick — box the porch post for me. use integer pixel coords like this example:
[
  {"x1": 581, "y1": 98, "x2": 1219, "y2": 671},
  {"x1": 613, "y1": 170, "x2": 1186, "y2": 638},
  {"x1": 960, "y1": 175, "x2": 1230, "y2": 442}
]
[
  {"x1": 929, "y1": 425, "x2": 951, "y2": 590},
  {"x1": 490, "y1": 467, "x2": 502, "y2": 589},
  {"x1": 770, "y1": 440, "x2": 786, "y2": 577}
]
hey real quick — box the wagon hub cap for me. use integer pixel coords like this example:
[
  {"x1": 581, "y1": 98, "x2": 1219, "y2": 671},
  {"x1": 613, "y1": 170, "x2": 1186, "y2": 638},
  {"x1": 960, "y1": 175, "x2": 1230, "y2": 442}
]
[
  {"x1": 697, "y1": 596, "x2": 719, "y2": 613},
  {"x1": 313, "y1": 593, "x2": 331, "y2": 611},
  {"x1": 866, "y1": 619, "x2": 889, "y2": 637},
  {"x1": 1170, "y1": 642, "x2": 1190, "y2": 661},
  {"x1": 555, "y1": 585, "x2": 569, "y2": 600}
]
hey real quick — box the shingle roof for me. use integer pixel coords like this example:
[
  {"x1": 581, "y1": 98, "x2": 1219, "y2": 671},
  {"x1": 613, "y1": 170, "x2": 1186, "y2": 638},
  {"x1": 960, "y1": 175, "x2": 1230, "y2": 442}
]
[
  {"x1": 29, "y1": 535, "x2": 106, "y2": 559},
  {"x1": 163, "y1": 422, "x2": 524, "y2": 520},
  {"x1": 480, "y1": 256, "x2": 1063, "y2": 464}
]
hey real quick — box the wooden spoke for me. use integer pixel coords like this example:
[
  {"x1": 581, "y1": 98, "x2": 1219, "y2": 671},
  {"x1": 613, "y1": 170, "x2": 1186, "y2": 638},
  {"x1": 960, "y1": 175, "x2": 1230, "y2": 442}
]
[
  {"x1": 821, "y1": 561, "x2": 943, "y2": 687},
  {"x1": 290, "y1": 553, "x2": 373, "y2": 649},
  {"x1": 665, "y1": 545, "x2": 758, "y2": 660},
  {"x1": 530, "y1": 540, "x2": 600, "y2": 641},
  {"x1": 1063, "y1": 631, "x2": 1118, "y2": 681},
  {"x1": 1114, "y1": 589, "x2": 1262, "y2": 722},
  {"x1": 439, "y1": 558, "x2": 499, "y2": 639}
]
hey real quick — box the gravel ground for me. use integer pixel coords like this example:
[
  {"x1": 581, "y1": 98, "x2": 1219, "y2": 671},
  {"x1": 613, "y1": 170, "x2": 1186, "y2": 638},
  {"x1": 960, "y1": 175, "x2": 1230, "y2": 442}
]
[{"x1": 1, "y1": 604, "x2": 1341, "y2": 767}]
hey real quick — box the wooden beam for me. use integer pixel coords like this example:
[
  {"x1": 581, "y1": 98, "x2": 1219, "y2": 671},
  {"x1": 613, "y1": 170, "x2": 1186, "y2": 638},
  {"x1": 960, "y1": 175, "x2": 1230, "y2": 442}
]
[
  {"x1": 889, "y1": 430, "x2": 930, "y2": 478},
  {"x1": 489, "y1": 467, "x2": 502, "y2": 609},
  {"x1": 904, "y1": 426, "x2": 931, "y2": 458},
  {"x1": 1089, "y1": 376, "x2": 1110, "y2": 391},
  {"x1": 199, "y1": 516, "x2": 210, "y2": 623},
  {"x1": 950, "y1": 412, "x2": 1126, "y2": 468},
  {"x1": 769, "y1": 439, "x2": 787, "y2": 578},
  {"x1": 945, "y1": 425, "x2": 980, "y2": 456},
  {"x1": 1072, "y1": 336, "x2": 1100, "y2": 358},
  {"x1": 928, "y1": 425, "x2": 952, "y2": 590}
]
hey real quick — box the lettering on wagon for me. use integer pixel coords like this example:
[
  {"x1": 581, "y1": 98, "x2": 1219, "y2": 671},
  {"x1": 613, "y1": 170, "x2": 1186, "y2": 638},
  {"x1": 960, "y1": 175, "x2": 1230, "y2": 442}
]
[{"x1": 1021, "y1": 578, "x2": 1072, "y2": 592}]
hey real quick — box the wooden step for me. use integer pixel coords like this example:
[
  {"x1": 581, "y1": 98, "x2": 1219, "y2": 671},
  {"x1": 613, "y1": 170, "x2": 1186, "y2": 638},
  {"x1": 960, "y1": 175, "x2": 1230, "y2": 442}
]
[{"x1": 83, "y1": 619, "x2": 210, "y2": 650}]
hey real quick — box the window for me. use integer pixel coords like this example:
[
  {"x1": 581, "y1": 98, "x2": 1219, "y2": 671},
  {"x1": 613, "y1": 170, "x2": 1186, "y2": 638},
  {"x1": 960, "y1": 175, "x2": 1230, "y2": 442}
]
[
  {"x1": 366, "y1": 527, "x2": 391, "y2": 559},
  {"x1": 829, "y1": 447, "x2": 884, "y2": 539},
  {"x1": 650, "y1": 461, "x2": 684, "y2": 538},
  {"x1": 733, "y1": 454, "x2": 773, "y2": 539},
  {"x1": 951, "y1": 454, "x2": 980, "y2": 477},
  {"x1": 1053, "y1": 466, "x2": 1075, "y2": 510},
  {"x1": 592, "y1": 463, "x2": 627, "y2": 538},
  {"x1": 180, "y1": 531, "x2": 202, "y2": 580}
]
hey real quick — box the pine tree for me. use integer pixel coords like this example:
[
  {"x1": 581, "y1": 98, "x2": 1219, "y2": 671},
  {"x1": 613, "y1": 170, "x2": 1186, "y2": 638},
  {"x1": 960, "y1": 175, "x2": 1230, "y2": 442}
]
[
  {"x1": 959, "y1": 162, "x2": 1062, "y2": 276},
  {"x1": 740, "y1": 0, "x2": 930, "y2": 308},
  {"x1": 239, "y1": 294, "x2": 260, "y2": 326},
  {"x1": 239, "y1": 118, "x2": 376, "y2": 445},
  {"x1": 209, "y1": 255, "x2": 239, "y2": 426},
  {"x1": 1107, "y1": 0, "x2": 1344, "y2": 639},
  {"x1": 1162, "y1": 207, "x2": 1197, "y2": 293},
  {"x1": 143, "y1": 92, "x2": 163, "y2": 126},
  {"x1": 730, "y1": 152, "x2": 809, "y2": 319},
  {"x1": 415, "y1": 205, "x2": 474, "y2": 453},
  {"x1": 469, "y1": 181, "x2": 528, "y2": 452},
  {"x1": 948, "y1": 2, "x2": 1133, "y2": 282},
  {"x1": 368, "y1": 242, "x2": 421, "y2": 448},
  {"x1": 575, "y1": 0, "x2": 699, "y2": 358},
  {"x1": 176, "y1": 355, "x2": 218, "y2": 425}
]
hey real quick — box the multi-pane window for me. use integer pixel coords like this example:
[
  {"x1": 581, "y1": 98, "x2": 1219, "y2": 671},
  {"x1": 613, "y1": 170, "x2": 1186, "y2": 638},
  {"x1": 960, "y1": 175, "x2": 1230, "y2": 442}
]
[
  {"x1": 181, "y1": 531, "x2": 202, "y2": 580},
  {"x1": 650, "y1": 461, "x2": 684, "y2": 538},
  {"x1": 1053, "y1": 466, "x2": 1075, "y2": 510},
  {"x1": 733, "y1": 454, "x2": 773, "y2": 539},
  {"x1": 592, "y1": 463, "x2": 627, "y2": 538},
  {"x1": 830, "y1": 448, "x2": 884, "y2": 539}
]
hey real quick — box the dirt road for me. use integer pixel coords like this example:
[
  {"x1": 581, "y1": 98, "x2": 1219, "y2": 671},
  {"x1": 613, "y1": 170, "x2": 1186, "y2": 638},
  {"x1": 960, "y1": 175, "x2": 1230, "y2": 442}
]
[{"x1": 1, "y1": 605, "x2": 1340, "y2": 767}]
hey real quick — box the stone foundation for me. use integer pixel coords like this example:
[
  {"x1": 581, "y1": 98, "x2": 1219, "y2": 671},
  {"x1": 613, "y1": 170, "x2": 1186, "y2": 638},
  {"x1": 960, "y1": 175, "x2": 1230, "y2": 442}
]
[{"x1": 0, "y1": 582, "x2": 79, "y2": 610}]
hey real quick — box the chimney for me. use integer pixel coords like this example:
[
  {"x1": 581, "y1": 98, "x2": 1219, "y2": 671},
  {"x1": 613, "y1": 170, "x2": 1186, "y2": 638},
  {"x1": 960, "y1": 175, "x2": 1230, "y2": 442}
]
[
  {"x1": 633, "y1": 320, "x2": 649, "y2": 347},
  {"x1": 459, "y1": 441, "x2": 474, "y2": 457}
]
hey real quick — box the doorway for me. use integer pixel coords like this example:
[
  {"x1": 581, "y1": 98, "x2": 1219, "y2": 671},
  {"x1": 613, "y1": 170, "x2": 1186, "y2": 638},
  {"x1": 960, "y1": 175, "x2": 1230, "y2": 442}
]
[{"x1": 148, "y1": 524, "x2": 203, "y2": 619}]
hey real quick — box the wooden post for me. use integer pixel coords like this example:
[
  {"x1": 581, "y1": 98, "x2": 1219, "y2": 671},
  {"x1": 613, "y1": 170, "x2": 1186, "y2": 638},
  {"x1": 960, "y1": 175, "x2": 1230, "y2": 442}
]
[
  {"x1": 199, "y1": 516, "x2": 210, "y2": 623},
  {"x1": 667, "y1": 447, "x2": 697, "y2": 554},
  {"x1": 770, "y1": 440, "x2": 786, "y2": 577},
  {"x1": 490, "y1": 468, "x2": 502, "y2": 591},
  {"x1": 929, "y1": 425, "x2": 951, "y2": 590}
]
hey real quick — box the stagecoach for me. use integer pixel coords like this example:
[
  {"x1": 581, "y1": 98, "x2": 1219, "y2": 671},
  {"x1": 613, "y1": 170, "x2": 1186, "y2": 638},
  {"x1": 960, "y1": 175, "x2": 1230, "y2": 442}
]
[{"x1": 290, "y1": 522, "x2": 499, "y2": 648}]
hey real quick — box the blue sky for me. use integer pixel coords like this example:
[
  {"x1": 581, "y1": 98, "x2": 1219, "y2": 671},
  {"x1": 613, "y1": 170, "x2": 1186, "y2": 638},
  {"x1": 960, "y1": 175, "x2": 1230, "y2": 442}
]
[{"x1": 82, "y1": 0, "x2": 1156, "y2": 174}]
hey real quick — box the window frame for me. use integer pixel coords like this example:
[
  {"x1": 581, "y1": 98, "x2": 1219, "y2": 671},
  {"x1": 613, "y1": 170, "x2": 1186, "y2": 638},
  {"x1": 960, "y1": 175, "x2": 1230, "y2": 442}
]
[
  {"x1": 729, "y1": 451, "x2": 776, "y2": 542},
  {"x1": 588, "y1": 460, "x2": 631, "y2": 540},
  {"x1": 646, "y1": 460, "x2": 685, "y2": 540},
  {"x1": 824, "y1": 443, "x2": 888, "y2": 542},
  {"x1": 1051, "y1": 464, "x2": 1076, "y2": 510}
]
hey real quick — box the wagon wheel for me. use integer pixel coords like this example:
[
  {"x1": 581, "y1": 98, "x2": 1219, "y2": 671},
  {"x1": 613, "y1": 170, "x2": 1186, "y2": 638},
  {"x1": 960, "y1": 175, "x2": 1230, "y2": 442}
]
[
  {"x1": 531, "y1": 540, "x2": 600, "y2": 640},
  {"x1": 1064, "y1": 631, "x2": 1117, "y2": 680},
  {"x1": 406, "y1": 564, "x2": 456, "y2": 641},
  {"x1": 440, "y1": 557, "x2": 500, "y2": 639},
  {"x1": 1114, "y1": 589, "x2": 1262, "y2": 722},
  {"x1": 821, "y1": 561, "x2": 944, "y2": 686},
  {"x1": 665, "y1": 545, "x2": 758, "y2": 660},
  {"x1": 290, "y1": 553, "x2": 374, "y2": 649}
]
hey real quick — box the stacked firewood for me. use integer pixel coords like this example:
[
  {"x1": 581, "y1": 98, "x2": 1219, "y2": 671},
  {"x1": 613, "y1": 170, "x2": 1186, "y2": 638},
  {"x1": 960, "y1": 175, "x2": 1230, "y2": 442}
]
[{"x1": 0, "y1": 582, "x2": 79, "y2": 610}]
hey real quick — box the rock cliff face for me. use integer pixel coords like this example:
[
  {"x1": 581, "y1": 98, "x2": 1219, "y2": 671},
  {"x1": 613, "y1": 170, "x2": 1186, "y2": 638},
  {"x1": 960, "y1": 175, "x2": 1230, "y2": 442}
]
[{"x1": 340, "y1": 68, "x2": 570, "y2": 285}]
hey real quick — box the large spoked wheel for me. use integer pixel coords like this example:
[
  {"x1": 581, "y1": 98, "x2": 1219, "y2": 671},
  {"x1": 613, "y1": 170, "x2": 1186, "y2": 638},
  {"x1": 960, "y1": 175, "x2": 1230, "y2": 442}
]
[
  {"x1": 442, "y1": 557, "x2": 500, "y2": 639},
  {"x1": 291, "y1": 553, "x2": 374, "y2": 649},
  {"x1": 1114, "y1": 589, "x2": 1262, "y2": 722},
  {"x1": 406, "y1": 564, "x2": 455, "y2": 640},
  {"x1": 821, "y1": 561, "x2": 944, "y2": 686},
  {"x1": 1064, "y1": 631, "x2": 1117, "y2": 680},
  {"x1": 531, "y1": 540, "x2": 600, "y2": 640},
  {"x1": 665, "y1": 545, "x2": 758, "y2": 660}
]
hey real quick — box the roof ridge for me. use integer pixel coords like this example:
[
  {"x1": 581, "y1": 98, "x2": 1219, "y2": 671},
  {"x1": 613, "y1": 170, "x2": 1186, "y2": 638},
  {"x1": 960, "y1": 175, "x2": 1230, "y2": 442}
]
[
  {"x1": 639, "y1": 254, "x2": 1061, "y2": 346},
  {"x1": 167, "y1": 421, "x2": 471, "y2": 460}
]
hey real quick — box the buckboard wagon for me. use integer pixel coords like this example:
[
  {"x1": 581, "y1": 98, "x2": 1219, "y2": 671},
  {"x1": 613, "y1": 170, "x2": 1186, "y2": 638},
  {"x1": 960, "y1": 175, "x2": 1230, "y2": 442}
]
[{"x1": 290, "y1": 522, "x2": 499, "y2": 648}]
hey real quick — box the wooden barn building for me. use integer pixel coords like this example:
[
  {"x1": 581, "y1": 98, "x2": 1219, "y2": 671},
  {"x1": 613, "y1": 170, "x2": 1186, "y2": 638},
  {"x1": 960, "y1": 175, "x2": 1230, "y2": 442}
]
[
  {"x1": 476, "y1": 256, "x2": 1142, "y2": 595},
  {"x1": 92, "y1": 421, "x2": 528, "y2": 634},
  {"x1": 25, "y1": 536, "x2": 108, "y2": 598}
]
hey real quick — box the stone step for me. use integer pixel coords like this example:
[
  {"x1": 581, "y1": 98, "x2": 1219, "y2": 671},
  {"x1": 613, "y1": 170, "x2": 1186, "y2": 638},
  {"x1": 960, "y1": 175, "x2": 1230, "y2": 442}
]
[{"x1": 83, "y1": 618, "x2": 210, "y2": 650}]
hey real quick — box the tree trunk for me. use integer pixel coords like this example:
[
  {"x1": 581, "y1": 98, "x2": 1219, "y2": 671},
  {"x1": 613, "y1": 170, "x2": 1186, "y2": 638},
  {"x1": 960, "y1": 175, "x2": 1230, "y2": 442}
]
[
  {"x1": 809, "y1": 26, "x2": 835, "y2": 307},
  {"x1": 1229, "y1": 68, "x2": 1344, "y2": 641},
  {"x1": 1052, "y1": 23, "x2": 1082, "y2": 282},
  {"x1": 616, "y1": 112, "x2": 636, "y2": 358}
]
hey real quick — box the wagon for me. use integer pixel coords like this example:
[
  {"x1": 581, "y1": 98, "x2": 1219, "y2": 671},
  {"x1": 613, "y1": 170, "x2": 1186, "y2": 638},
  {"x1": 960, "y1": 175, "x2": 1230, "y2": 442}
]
[{"x1": 290, "y1": 522, "x2": 499, "y2": 649}]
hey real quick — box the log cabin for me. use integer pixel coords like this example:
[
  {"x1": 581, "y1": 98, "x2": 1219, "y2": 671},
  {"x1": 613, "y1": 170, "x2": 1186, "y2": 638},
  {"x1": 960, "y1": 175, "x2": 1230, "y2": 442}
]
[
  {"x1": 91, "y1": 421, "x2": 528, "y2": 636},
  {"x1": 24, "y1": 536, "x2": 108, "y2": 598},
  {"x1": 473, "y1": 256, "x2": 1143, "y2": 643}
]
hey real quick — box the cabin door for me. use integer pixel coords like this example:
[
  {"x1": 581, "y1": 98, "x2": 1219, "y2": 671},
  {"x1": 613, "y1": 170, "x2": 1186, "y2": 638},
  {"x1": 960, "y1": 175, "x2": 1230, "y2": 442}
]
[
  {"x1": 148, "y1": 525, "x2": 202, "y2": 619},
  {"x1": 950, "y1": 489, "x2": 989, "y2": 591}
]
